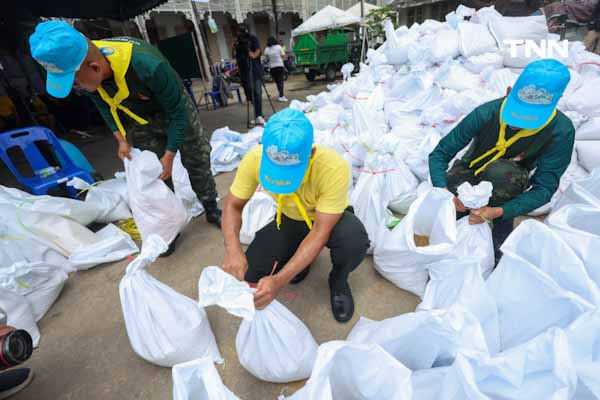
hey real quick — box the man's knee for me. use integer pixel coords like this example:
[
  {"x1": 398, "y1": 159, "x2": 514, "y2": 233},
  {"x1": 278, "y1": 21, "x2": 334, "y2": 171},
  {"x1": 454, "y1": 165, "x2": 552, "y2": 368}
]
[{"x1": 329, "y1": 212, "x2": 370, "y2": 264}]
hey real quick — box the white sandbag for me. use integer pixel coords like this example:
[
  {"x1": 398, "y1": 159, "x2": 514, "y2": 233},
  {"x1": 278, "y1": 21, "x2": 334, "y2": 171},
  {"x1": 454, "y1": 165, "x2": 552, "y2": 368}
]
[
  {"x1": 501, "y1": 43, "x2": 541, "y2": 68},
  {"x1": 284, "y1": 341, "x2": 412, "y2": 400},
  {"x1": 383, "y1": 20, "x2": 408, "y2": 65},
  {"x1": 565, "y1": 309, "x2": 600, "y2": 399},
  {"x1": 486, "y1": 252, "x2": 593, "y2": 350},
  {"x1": 210, "y1": 127, "x2": 249, "y2": 174},
  {"x1": 457, "y1": 181, "x2": 493, "y2": 209},
  {"x1": 501, "y1": 219, "x2": 600, "y2": 305},
  {"x1": 0, "y1": 223, "x2": 67, "y2": 269},
  {"x1": 464, "y1": 52, "x2": 504, "y2": 74},
  {"x1": 470, "y1": 5, "x2": 502, "y2": 26},
  {"x1": 119, "y1": 235, "x2": 221, "y2": 367},
  {"x1": 67, "y1": 176, "x2": 131, "y2": 223},
  {"x1": 483, "y1": 68, "x2": 518, "y2": 96},
  {"x1": 452, "y1": 217, "x2": 495, "y2": 278},
  {"x1": 564, "y1": 77, "x2": 600, "y2": 118},
  {"x1": 240, "y1": 190, "x2": 276, "y2": 245},
  {"x1": 575, "y1": 117, "x2": 600, "y2": 141},
  {"x1": 198, "y1": 267, "x2": 318, "y2": 383},
  {"x1": 0, "y1": 261, "x2": 67, "y2": 321},
  {"x1": 0, "y1": 185, "x2": 99, "y2": 225},
  {"x1": 125, "y1": 149, "x2": 188, "y2": 245},
  {"x1": 553, "y1": 168, "x2": 600, "y2": 212},
  {"x1": 442, "y1": 328, "x2": 577, "y2": 400},
  {"x1": 341, "y1": 63, "x2": 354, "y2": 81},
  {"x1": 457, "y1": 22, "x2": 498, "y2": 57},
  {"x1": 576, "y1": 140, "x2": 600, "y2": 172},
  {"x1": 411, "y1": 367, "x2": 451, "y2": 400},
  {"x1": 172, "y1": 357, "x2": 240, "y2": 400},
  {"x1": 69, "y1": 224, "x2": 138, "y2": 270},
  {"x1": 373, "y1": 188, "x2": 457, "y2": 297},
  {"x1": 489, "y1": 15, "x2": 548, "y2": 45},
  {"x1": 436, "y1": 62, "x2": 481, "y2": 92},
  {"x1": 350, "y1": 154, "x2": 418, "y2": 252},
  {"x1": 420, "y1": 259, "x2": 501, "y2": 354},
  {"x1": 429, "y1": 29, "x2": 460, "y2": 62},
  {"x1": 547, "y1": 204, "x2": 600, "y2": 286},
  {"x1": 0, "y1": 290, "x2": 41, "y2": 347},
  {"x1": 173, "y1": 152, "x2": 204, "y2": 218},
  {"x1": 388, "y1": 181, "x2": 432, "y2": 215},
  {"x1": 405, "y1": 131, "x2": 441, "y2": 181},
  {"x1": 347, "y1": 306, "x2": 488, "y2": 370}
]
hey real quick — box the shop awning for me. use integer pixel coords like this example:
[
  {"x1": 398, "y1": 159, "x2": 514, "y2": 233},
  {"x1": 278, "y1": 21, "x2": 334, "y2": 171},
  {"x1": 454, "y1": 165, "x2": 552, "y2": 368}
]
[{"x1": 13, "y1": 0, "x2": 168, "y2": 21}]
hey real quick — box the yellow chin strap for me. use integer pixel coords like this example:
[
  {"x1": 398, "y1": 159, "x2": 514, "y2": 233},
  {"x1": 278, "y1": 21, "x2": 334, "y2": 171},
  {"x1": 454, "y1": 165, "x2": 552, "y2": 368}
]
[
  {"x1": 92, "y1": 40, "x2": 148, "y2": 138},
  {"x1": 275, "y1": 157, "x2": 315, "y2": 230},
  {"x1": 469, "y1": 98, "x2": 557, "y2": 176}
]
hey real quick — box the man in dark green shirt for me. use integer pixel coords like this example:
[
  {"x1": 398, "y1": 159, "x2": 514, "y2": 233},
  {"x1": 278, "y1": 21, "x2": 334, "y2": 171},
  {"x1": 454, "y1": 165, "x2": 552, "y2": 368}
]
[
  {"x1": 29, "y1": 21, "x2": 222, "y2": 240},
  {"x1": 429, "y1": 59, "x2": 574, "y2": 262}
]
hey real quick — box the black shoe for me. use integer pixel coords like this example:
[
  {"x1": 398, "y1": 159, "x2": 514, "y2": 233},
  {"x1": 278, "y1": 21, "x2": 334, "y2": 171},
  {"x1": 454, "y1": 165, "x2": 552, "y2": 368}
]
[
  {"x1": 290, "y1": 266, "x2": 311, "y2": 284},
  {"x1": 205, "y1": 208, "x2": 222, "y2": 228},
  {"x1": 0, "y1": 368, "x2": 34, "y2": 399},
  {"x1": 329, "y1": 279, "x2": 354, "y2": 323},
  {"x1": 203, "y1": 200, "x2": 222, "y2": 229},
  {"x1": 160, "y1": 234, "x2": 180, "y2": 258}
]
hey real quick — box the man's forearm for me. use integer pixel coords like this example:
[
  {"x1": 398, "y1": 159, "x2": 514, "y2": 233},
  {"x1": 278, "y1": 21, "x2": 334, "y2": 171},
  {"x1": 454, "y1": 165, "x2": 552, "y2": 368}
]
[
  {"x1": 113, "y1": 131, "x2": 126, "y2": 143},
  {"x1": 275, "y1": 229, "x2": 328, "y2": 285},
  {"x1": 222, "y1": 201, "x2": 244, "y2": 254}
]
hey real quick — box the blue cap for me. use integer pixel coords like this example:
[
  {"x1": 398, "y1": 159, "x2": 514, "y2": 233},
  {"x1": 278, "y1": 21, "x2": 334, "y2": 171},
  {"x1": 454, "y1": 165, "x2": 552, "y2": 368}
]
[
  {"x1": 502, "y1": 59, "x2": 570, "y2": 129},
  {"x1": 29, "y1": 21, "x2": 88, "y2": 98},
  {"x1": 259, "y1": 109, "x2": 314, "y2": 194}
]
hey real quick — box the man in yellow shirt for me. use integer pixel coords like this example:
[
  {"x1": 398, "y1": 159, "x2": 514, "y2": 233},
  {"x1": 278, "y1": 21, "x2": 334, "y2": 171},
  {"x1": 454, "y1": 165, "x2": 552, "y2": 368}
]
[{"x1": 222, "y1": 109, "x2": 369, "y2": 322}]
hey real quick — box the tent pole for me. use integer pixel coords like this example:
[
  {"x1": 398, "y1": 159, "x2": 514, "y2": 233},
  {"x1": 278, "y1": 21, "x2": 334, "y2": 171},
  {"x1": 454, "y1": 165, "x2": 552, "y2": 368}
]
[{"x1": 189, "y1": 0, "x2": 212, "y2": 83}]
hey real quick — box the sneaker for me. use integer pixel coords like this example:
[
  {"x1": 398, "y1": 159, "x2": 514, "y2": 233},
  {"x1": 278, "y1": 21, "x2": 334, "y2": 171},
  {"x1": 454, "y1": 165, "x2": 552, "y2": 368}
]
[
  {"x1": 256, "y1": 116, "x2": 266, "y2": 125},
  {"x1": 278, "y1": 96, "x2": 288, "y2": 102},
  {"x1": 0, "y1": 368, "x2": 34, "y2": 400}
]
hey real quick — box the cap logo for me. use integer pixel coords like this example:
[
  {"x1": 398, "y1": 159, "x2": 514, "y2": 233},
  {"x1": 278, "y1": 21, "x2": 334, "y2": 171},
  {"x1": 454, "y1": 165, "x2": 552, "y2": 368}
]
[
  {"x1": 266, "y1": 145, "x2": 301, "y2": 166},
  {"x1": 36, "y1": 59, "x2": 63, "y2": 74},
  {"x1": 517, "y1": 84, "x2": 554, "y2": 105},
  {"x1": 264, "y1": 175, "x2": 291, "y2": 186},
  {"x1": 100, "y1": 46, "x2": 115, "y2": 56}
]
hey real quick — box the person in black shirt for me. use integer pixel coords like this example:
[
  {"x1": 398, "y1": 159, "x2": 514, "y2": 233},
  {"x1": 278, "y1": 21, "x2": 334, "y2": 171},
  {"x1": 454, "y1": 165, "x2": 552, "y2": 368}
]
[{"x1": 234, "y1": 24, "x2": 265, "y2": 125}]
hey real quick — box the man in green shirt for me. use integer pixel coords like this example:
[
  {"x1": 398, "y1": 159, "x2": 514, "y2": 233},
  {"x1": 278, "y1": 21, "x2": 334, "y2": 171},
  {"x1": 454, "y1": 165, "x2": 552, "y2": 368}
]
[
  {"x1": 29, "y1": 21, "x2": 222, "y2": 241},
  {"x1": 429, "y1": 59, "x2": 574, "y2": 263}
]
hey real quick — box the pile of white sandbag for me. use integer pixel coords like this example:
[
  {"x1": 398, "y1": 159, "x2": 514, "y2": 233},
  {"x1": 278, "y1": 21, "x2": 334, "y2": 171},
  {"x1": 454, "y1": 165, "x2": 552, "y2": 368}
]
[{"x1": 195, "y1": 5, "x2": 600, "y2": 398}]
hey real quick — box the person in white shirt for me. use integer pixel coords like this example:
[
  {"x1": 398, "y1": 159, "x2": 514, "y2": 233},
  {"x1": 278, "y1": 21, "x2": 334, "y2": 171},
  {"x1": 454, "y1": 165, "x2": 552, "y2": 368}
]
[{"x1": 264, "y1": 37, "x2": 288, "y2": 102}]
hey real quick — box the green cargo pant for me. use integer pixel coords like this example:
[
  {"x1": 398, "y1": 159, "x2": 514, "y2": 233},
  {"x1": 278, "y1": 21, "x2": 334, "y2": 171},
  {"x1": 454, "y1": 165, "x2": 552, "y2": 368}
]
[
  {"x1": 127, "y1": 93, "x2": 217, "y2": 203},
  {"x1": 446, "y1": 159, "x2": 530, "y2": 208}
]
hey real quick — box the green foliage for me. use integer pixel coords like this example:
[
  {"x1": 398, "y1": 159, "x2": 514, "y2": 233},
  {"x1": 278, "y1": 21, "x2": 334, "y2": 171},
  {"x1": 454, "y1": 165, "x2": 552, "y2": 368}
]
[{"x1": 365, "y1": 6, "x2": 397, "y2": 46}]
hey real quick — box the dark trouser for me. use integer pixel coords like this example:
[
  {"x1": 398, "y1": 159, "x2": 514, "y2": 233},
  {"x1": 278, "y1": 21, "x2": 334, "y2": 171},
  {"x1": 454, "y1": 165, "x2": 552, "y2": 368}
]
[
  {"x1": 271, "y1": 66, "x2": 285, "y2": 97},
  {"x1": 448, "y1": 159, "x2": 529, "y2": 263},
  {"x1": 242, "y1": 77, "x2": 263, "y2": 119},
  {"x1": 245, "y1": 208, "x2": 370, "y2": 291},
  {"x1": 127, "y1": 92, "x2": 218, "y2": 204}
]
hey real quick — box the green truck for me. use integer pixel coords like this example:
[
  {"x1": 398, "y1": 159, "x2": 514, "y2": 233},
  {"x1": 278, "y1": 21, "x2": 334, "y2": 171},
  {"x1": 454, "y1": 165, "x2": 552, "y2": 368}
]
[{"x1": 293, "y1": 28, "x2": 361, "y2": 81}]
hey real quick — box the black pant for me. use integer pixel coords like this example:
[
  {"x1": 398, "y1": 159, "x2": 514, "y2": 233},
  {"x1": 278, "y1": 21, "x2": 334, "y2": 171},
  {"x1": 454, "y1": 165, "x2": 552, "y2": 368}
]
[
  {"x1": 245, "y1": 209, "x2": 370, "y2": 291},
  {"x1": 271, "y1": 66, "x2": 285, "y2": 98},
  {"x1": 242, "y1": 77, "x2": 263, "y2": 118}
]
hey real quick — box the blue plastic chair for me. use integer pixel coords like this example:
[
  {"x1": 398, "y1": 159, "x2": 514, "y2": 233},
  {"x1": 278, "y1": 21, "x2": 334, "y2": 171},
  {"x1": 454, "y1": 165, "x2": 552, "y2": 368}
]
[{"x1": 0, "y1": 126, "x2": 94, "y2": 198}]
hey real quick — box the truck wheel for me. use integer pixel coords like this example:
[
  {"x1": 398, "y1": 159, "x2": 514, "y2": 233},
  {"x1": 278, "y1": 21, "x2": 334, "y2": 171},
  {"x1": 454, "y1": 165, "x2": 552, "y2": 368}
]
[
  {"x1": 305, "y1": 70, "x2": 316, "y2": 81},
  {"x1": 325, "y1": 64, "x2": 337, "y2": 81}
]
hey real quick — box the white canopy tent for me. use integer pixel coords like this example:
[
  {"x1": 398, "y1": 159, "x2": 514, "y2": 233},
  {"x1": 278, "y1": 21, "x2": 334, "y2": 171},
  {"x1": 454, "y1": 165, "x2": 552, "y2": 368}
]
[
  {"x1": 346, "y1": 2, "x2": 381, "y2": 19},
  {"x1": 291, "y1": 5, "x2": 362, "y2": 37}
]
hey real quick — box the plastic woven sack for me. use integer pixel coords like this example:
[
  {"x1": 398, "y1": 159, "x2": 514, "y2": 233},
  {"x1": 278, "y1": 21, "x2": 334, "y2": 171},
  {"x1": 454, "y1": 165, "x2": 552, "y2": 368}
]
[
  {"x1": 172, "y1": 357, "x2": 240, "y2": 400},
  {"x1": 120, "y1": 235, "x2": 221, "y2": 367}
]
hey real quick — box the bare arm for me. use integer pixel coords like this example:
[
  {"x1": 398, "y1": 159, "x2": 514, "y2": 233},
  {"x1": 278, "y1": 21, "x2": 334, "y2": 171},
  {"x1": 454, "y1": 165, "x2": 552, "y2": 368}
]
[
  {"x1": 222, "y1": 192, "x2": 250, "y2": 280},
  {"x1": 113, "y1": 131, "x2": 131, "y2": 160},
  {"x1": 254, "y1": 211, "x2": 343, "y2": 308},
  {"x1": 249, "y1": 48, "x2": 261, "y2": 59}
]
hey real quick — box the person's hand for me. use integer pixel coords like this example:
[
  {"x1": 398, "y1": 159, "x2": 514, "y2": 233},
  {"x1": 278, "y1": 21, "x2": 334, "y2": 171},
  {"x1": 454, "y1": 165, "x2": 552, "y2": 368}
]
[
  {"x1": 159, "y1": 151, "x2": 175, "y2": 181},
  {"x1": 254, "y1": 275, "x2": 284, "y2": 310},
  {"x1": 222, "y1": 249, "x2": 248, "y2": 281},
  {"x1": 453, "y1": 196, "x2": 466, "y2": 213},
  {"x1": 469, "y1": 206, "x2": 503, "y2": 225},
  {"x1": 0, "y1": 325, "x2": 15, "y2": 337},
  {"x1": 117, "y1": 141, "x2": 132, "y2": 161}
]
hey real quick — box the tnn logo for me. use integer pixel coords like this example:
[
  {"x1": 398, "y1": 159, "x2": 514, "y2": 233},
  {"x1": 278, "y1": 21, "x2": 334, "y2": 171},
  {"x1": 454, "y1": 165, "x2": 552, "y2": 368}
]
[{"x1": 504, "y1": 39, "x2": 570, "y2": 58}]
